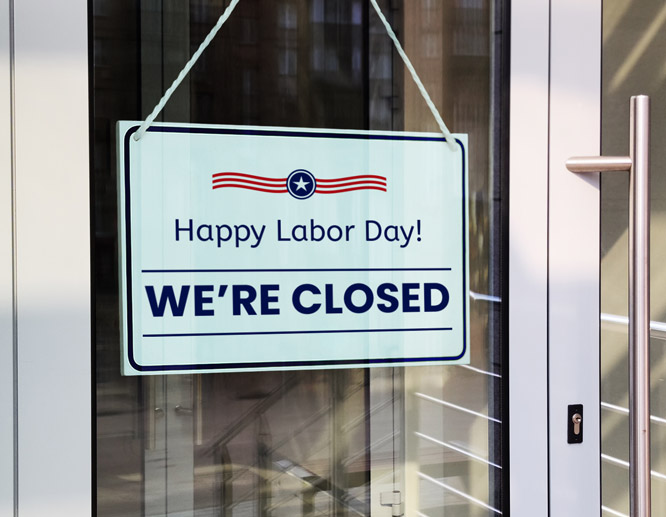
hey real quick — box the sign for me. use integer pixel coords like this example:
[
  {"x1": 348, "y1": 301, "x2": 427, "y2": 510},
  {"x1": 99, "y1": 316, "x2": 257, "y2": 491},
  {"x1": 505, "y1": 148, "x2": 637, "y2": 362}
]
[{"x1": 117, "y1": 122, "x2": 469, "y2": 375}]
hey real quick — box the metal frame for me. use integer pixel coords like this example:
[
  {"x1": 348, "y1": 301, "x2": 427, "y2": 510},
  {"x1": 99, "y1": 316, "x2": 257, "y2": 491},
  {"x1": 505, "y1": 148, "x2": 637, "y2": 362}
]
[
  {"x1": 510, "y1": 1, "x2": 604, "y2": 515},
  {"x1": 548, "y1": 0, "x2": 602, "y2": 515},
  {"x1": 11, "y1": 0, "x2": 91, "y2": 515},
  {"x1": 509, "y1": 0, "x2": 550, "y2": 514},
  {"x1": 1, "y1": 0, "x2": 14, "y2": 514}
]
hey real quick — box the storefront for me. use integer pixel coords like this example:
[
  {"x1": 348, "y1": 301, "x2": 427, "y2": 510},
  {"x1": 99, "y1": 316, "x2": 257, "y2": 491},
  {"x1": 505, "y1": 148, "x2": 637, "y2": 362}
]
[{"x1": 2, "y1": 1, "x2": 664, "y2": 516}]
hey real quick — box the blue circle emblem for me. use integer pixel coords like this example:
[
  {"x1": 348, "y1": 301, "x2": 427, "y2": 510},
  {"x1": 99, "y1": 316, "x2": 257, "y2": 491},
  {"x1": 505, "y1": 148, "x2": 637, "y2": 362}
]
[{"x1": 286, "y1": 169, "x2": 317, "y2": 199}]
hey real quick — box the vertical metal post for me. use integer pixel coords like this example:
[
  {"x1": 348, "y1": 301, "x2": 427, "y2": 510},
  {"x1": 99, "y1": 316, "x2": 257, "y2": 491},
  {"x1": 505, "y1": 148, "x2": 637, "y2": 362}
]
[
  {"x1": 146, "y1": 376, "x2": 157, "y2": 451},
  {"x1": 330, "y1": 370, "x2": 347, "y2": 516},
  {"x1": 629, "y1": 94, "x2": 651, "y2": 517},
  {"x1": 257, "y1": 415, "x2": 272, "y2": 517},
  {"x1": 565, "y1": 94, "x2": 652, "y2": 517},
  {"x1": 195, "y1": 375, "x2": 203, "y2": 446},
  {"x1": 213, "y1": 443, "x2": 232, "y2": 515}
]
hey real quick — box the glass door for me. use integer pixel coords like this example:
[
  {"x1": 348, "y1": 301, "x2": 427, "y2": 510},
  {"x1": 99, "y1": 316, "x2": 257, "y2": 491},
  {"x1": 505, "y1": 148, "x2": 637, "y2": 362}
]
[
  {"x1": 601, "y1": 1, "x2": 666, "y2": 515},
  {"x1": 91, "y1": 1, "x2": 508, "y2": 516},
  {"x1": 8, "y1": 1, "x2": 602, "y2": 516}
]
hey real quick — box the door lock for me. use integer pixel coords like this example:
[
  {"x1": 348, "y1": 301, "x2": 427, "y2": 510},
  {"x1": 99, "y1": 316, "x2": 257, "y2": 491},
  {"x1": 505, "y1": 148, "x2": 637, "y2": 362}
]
[
  {"x1": 568, "y1": 404, "x2": 583, "y2": 444},
  {"x1": 572, "y1": 413, "x2": 582, "y2": 435}
]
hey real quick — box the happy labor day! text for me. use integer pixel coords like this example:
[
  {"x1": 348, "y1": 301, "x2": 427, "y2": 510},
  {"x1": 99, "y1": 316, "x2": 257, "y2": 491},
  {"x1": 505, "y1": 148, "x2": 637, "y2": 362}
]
[{"x1": 174, "y1": 218, "x2": 424, "y2": 249}]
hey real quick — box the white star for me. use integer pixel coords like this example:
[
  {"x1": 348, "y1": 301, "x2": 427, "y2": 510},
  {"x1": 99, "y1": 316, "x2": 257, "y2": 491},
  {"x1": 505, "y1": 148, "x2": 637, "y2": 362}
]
[{"x1": 293, "y1": 175, "x2": 310, "y2": 191}]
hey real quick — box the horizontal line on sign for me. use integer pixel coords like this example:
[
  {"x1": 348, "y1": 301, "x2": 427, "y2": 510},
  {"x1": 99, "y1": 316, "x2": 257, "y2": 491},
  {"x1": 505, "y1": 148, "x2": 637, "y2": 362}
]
[
  {"x1": 212, "y1": 184, "x2": 288, "y2": 193},
  {"x1": 143, "y1": 327, "x2": 453, "y2": 338},
  {"x1": 317, "y1": 174, "x2": 386, "y2": 183},
  {"x1": 212, "y1": 172, "x2": 287, "y2": 182},
  {"x1": 316, "y1": 180, "x2": 386, "y2": 189},
  {"x1": 213, "y1": 178, "x2": 288, "y2": 188},
  {"x1": 141, "y1": 268, "x2": 453, "y2": 273},
  {"x1": 147, "y1": 125, "x2": 455, "y2": 143},
  {"x1": 316, "y1": 186, "x2": 387, "y2": 193}
]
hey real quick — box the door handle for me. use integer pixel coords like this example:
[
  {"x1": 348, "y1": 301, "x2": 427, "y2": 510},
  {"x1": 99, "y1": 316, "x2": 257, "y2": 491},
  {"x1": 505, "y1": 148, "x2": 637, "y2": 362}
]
[{"x1": 566, "y1": 95, "x2": 651, "y2": 517}]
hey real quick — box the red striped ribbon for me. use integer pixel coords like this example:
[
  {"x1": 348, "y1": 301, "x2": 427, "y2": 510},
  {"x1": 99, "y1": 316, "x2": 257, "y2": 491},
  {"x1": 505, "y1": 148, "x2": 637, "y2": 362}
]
[{"x1": 211, "y1": 172, "x2": 387, "y2": 194}]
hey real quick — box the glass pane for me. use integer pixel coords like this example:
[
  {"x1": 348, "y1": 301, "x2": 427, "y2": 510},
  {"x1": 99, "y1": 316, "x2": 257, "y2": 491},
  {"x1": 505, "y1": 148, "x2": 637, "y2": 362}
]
[
  {"x1": 602, "y1": 1, "x2": 666, "y2": 515},
  {"x1": 93, "y1": 1, "x2": 508, "y2": 515}
]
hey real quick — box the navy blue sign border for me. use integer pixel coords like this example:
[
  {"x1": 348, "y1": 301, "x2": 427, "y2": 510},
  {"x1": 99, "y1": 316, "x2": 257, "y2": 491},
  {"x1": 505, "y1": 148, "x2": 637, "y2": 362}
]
[{"x1": 122, "y1": 124, "x2": 468, "y2": 372}]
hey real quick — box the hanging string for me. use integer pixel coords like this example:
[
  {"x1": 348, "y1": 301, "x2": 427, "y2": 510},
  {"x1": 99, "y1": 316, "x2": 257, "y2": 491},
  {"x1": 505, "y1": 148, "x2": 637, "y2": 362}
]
[
  {"x1": 133, "y1": 0, "x2": 241, "y2": 141},
  {"x1": 134, "y1": 0, "x2": 456, "y2": 150},
  {"x1": 368, "y1": 0, "x2": 456, "y2": 150}
]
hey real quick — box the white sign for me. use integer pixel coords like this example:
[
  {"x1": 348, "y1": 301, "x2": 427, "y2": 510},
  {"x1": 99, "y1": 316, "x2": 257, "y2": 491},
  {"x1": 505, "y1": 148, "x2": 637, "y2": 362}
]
[{"x1": 117, "y1": 122, "x2": 469, "y2": 375}]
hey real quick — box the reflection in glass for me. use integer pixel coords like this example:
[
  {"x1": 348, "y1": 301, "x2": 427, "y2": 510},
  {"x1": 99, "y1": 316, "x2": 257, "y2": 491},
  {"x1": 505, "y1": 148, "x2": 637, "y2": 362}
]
[
  {"x1": 93, "y1": 1, "x2": 507, "y2": 515},
  {"x1": 602, "y1": 1, "x2": 666, "y2": 515}
]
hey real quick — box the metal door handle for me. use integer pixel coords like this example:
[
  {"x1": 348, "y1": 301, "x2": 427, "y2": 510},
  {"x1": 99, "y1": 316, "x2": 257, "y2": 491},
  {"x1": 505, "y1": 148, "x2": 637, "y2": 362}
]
[{"x1": 566, "y1": 95, "x2": 651, "y2": 517}]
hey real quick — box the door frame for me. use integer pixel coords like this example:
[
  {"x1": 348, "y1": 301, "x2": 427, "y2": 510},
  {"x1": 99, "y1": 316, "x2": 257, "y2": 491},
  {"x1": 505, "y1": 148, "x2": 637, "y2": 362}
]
[
  {"x1": 510, "y1": 1, "x2": 602, "y2": 516},
  {"x1": 3, "y1": 0, "x2": 604, "y2": 515},
  {"x1": 1, "y1": 0, "x2": 15, "y2": 515},
  {"x1": 508, "y1": 0, "x2": 550, "y2": 513},
  {"x1": 4, "y1": 0, "x2": 92, "y2": 515},
  {"x1": 548, "y1": 1, "x2": 602, "y2": 515}
]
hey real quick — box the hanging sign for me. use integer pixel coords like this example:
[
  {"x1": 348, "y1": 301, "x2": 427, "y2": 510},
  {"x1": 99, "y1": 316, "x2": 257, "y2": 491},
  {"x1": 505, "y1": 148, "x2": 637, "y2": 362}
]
[{"x1": 117, "y1": 122, "x2": 469, "y2": 375}]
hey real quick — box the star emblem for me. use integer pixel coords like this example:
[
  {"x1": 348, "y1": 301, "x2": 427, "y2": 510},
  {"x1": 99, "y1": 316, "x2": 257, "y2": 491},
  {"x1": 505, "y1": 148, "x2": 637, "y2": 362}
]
[
  {"x1": 293, "y1": 175, "x2": 310, "y2": 191},
  {"x1": 286, "y1": 169, "x2": 317, "y2": 199}
]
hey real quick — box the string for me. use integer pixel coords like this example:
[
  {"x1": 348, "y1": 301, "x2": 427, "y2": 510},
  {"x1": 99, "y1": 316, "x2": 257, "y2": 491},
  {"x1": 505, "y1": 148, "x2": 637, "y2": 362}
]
[
  {"x1": 368, "y1": 0, "x2": 456, "y2": 150},
  {"x1": 133, "y1": 0, "x2": 241, "y2": 141},
  {"x1": 134, "y1": 0, "x2": 456, "y2": 150}
]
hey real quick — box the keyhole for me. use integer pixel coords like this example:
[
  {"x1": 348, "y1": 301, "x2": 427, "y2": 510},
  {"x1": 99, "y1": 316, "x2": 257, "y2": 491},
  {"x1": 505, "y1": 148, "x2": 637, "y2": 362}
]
[{"x1": 572, "y1": 413, "x2": 582, "y2": 435}]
